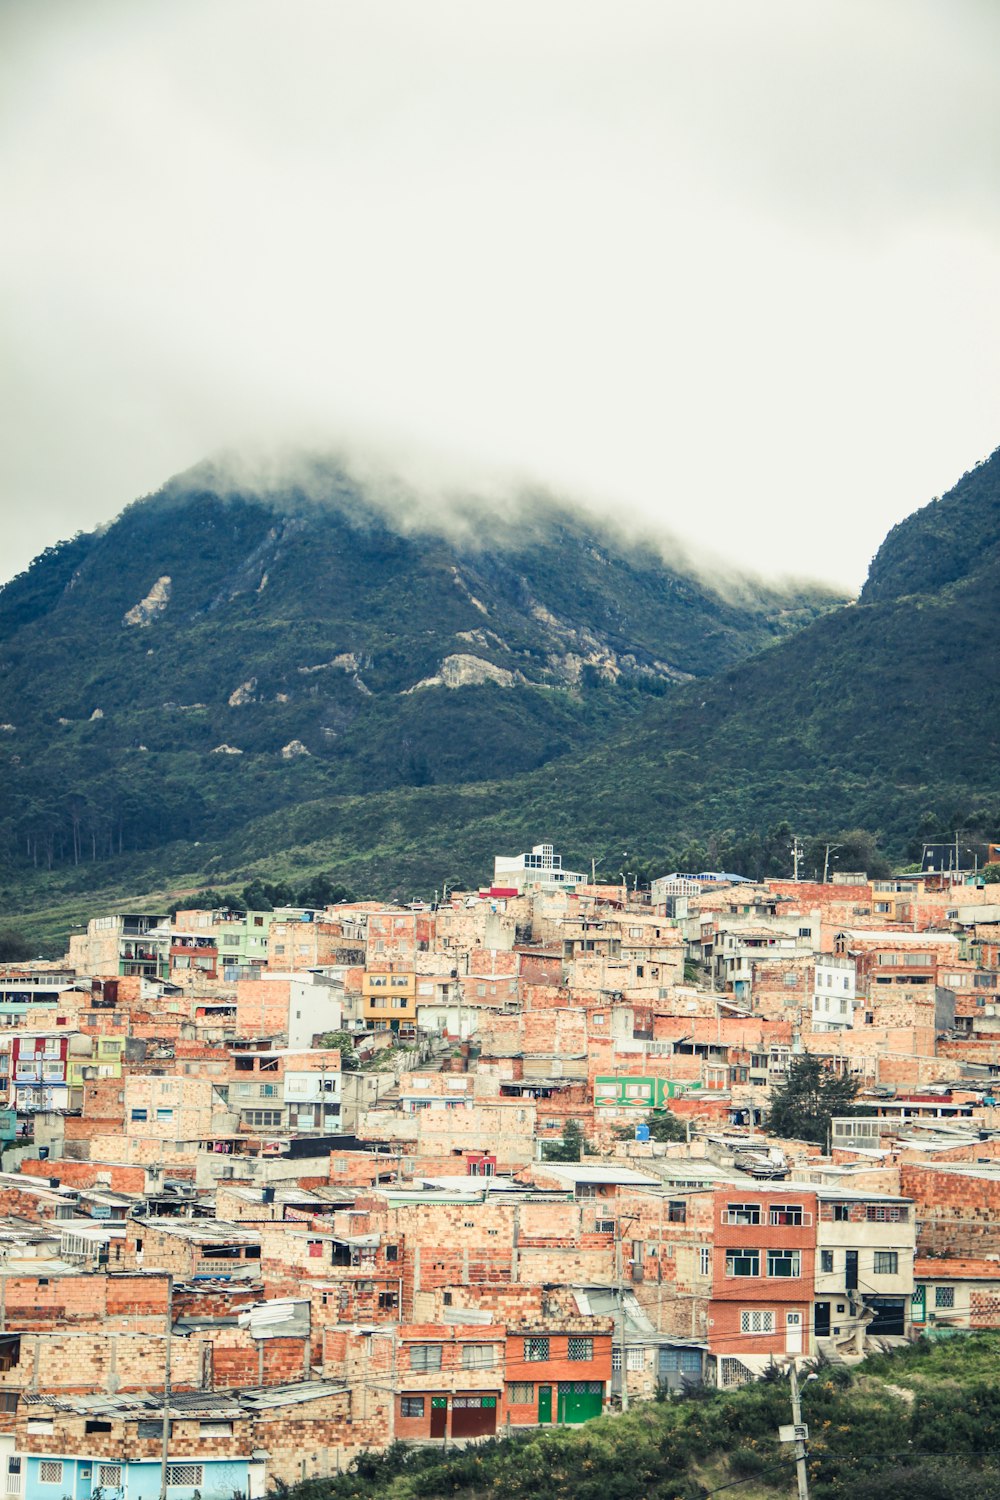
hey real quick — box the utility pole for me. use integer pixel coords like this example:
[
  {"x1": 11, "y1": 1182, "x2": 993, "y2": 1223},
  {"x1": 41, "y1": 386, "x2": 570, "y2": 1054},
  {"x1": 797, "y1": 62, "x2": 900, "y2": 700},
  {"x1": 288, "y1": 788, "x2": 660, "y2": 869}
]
[
  {"x1": 822, "y1": 843, "x2": 840, "y2": 885},
  {"x1": 614, "y1": 1215, "x2": 638, "y2": 1411},
  {"x1": 158, "y1": 1275, "x2": 173, "y2": 1500},
  {"x1": 788, "y1": 1364, "x2": 810, "y2": 1500},
  {"x1": 791, "y1": 838, "x2": 803, "y2": 883}
]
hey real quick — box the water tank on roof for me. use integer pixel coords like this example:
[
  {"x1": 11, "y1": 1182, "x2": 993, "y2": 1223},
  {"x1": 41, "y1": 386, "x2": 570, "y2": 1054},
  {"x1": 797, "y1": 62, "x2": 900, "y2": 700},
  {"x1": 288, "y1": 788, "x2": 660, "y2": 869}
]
[{"x1": 635, "y1": 1124, "x2": 650, "y2": 1142}]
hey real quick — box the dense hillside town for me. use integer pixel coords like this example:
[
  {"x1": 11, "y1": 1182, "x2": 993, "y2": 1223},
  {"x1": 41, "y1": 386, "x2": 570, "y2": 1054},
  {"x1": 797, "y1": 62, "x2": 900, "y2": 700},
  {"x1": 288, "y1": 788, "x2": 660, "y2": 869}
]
[{"x1": 1, "y1": 840, "x2": 1000, "y2": 1496}]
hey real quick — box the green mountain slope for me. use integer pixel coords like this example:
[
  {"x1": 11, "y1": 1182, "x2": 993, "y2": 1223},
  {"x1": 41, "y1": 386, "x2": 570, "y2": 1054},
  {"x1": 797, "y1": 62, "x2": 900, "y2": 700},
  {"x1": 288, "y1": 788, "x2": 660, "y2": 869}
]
[
  {"x1": 5, "y1": 444, "x2": 999, "y2": 942},
  {"x1": 0, "y1": 458, "x2": 837, "y2": 890}
]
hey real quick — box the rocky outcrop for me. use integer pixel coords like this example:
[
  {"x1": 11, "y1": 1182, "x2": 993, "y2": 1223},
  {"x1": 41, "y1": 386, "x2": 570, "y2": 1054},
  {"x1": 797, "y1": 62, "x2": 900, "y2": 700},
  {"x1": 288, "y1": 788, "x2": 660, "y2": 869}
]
[
  {"x1": 404, "y1": 653, "x2": 521, "y2": 693},
  {"x1": 123, "y1": 575, "x2": 171, "y2": 627}
]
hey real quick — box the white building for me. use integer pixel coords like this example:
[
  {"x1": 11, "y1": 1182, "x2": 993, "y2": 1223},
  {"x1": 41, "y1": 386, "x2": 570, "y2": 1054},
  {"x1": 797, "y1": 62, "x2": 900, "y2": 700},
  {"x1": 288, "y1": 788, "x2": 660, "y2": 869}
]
[
  {"x1": 812, "y1": 954, "x2": 857, "y2": 1031},
  {"x1": 492, "y1": 842, "x2": 586, "y2": 894}
]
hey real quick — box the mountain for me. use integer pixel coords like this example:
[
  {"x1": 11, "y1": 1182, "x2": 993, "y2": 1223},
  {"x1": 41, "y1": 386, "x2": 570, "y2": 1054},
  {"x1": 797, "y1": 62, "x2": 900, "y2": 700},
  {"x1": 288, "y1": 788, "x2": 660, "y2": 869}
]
[
  {"x1": 107, "y1": 440, "x2": 1000, "y2": 904},
  {"x1": 0, "y1": 456, "x2": 838, "y2": 902},
  {"x1": 6, "y1": 443, "x2": 998, "y2": 943}
]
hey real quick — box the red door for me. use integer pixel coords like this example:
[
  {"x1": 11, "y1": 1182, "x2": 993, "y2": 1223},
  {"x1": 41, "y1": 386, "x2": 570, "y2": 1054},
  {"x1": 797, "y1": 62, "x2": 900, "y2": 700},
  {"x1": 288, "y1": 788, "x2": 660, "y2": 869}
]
[
  {"x1": 450, "y1": 1395, "x2": 498, "y2": 1438},
  {"x1": 430, "y1": 1397, "x2": 448, "y2": 1438}
]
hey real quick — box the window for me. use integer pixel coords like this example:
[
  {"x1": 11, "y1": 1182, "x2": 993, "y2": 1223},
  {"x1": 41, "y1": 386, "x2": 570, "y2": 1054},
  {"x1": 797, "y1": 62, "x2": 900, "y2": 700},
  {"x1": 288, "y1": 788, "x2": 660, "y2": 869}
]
[
  {"x1": 156, "y1": 1108, "x2": 173, "y2": 1121},
  {"x1": 378, "y1": 1291, "x2": 399, "y2": 1311},
  {"x1": 820, "y1": 1251, "x2": 834, "y2": 1273},
  {"x1": 833, "y1": 1204, "x2": 851, "y2": 1222},
  {"x1": 166, "y1": 1467, "x2": 203, "y2": 1487},
  {"x1": 784, "y1": 971, "x2": 799, "y2": 987},
  {"x1": 568, "y1": 1337, "x2": 593, "y2": 1361},
  {"x1": 667, "y1": 1201, "x2": 687, "y2": 1223},
  {"x1": 699, "y1": 1247, "x2": 711, "y2": 1276},
  {"x1": 935, "y1": 1285, "x2": 955, "y2": 1309},
  {"x1": 507, "y1": 1382, "x2": 533, "y2": 1403},
  {"x1": 865, "y1": 1205, "x2": 907, "y2": 1222},
  {"x1": 462, "y1": 1344, "x2": 495, "y2": 1369},
  {"x1": 769, "y1": 1204, "x2": 804, "y2": 1226},
  {"x1": 130, "y1": 1108, "x2": 148, "y2": 1121},
  {"x1": 874, "y1": 1252, "x2": 898, "y2": 1275},
  {"x1": 767, "y1": 1249, "x2": 800, "y2": 1278},
  {"x1": 725, "y1": 1203, "x2": 761, "y2": 1225},
  {"x1": 38, "y1": 1465, "x2": 62, "y2": 1485},
  {"x1": 138, "y1": 1421, "x2": 170, "y2": 1438},
  {"x1": 409, "y1": 1344, "x2": 442, "y2": 1371},
  {"x1": 98, "y1": 1466, "x2": 122, "y2": 1488},
  {"x1": 740, "y1": 1309, "x2": 775, "y2": 1335},
  {"x1": 524, "y1": 1336, "x2": 550, "y2": 1361},
  {"x1": 626, "y1": 1346, "x2": 644, "y2": 1371},
  {"x1": 386, "y1": 1244, "x2": 399, "y2": 1261},
  {"x1": 400, "y1": 1396, "x2": 425, "y2": 1417},
  {"x1": 725, "y1": 1249, "x2": 760, "y2": 1278}
]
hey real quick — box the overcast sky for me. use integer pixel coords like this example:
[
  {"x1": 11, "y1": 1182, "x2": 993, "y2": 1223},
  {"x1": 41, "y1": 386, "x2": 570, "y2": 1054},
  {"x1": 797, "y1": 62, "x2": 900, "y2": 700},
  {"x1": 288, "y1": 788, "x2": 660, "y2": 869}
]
[{"x1": 2, "y1": 0, "x2": 999, "y2": 591}]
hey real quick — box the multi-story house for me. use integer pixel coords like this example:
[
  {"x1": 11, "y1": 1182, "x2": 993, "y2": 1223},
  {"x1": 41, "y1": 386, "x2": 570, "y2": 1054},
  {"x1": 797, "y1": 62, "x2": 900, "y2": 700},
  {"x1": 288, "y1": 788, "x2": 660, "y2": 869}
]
[
  {"x1": 362, "y1": 970, "x2": 417, "y2": 1035},
  {"x1": 68, "y1": 914, "x2": 171, "y2": 982},
  {"x1": 710, "y1": 1186, "x2": 817, "y2": 1378},
  {"x1": 813, "y1": 1188, "x2": 915, "y2": 1343},
  {"x1": 228, "y1": 1049, "x2": 341, "y2": 1135},
  {"x1": 12, "y1": 1034, "x2": 78, "y2": 1113}
]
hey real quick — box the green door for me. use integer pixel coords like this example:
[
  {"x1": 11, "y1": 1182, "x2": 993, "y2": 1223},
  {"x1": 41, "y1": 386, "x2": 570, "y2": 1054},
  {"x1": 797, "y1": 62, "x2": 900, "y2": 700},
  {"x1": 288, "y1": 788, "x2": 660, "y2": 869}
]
[
  {"x1": 538, "y1": 1384, "x2": 552, "y2": 1424},
  {"x1": 557, "y1": 1381, "x2": 604, "y2": 1424}
]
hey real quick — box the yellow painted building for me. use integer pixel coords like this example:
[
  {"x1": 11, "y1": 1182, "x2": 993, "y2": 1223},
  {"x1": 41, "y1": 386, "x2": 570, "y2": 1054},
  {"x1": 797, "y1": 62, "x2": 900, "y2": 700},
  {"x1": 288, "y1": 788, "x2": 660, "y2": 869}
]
[{"x1": 362, "y1": 971, "x2": 417, "y2": 1031}]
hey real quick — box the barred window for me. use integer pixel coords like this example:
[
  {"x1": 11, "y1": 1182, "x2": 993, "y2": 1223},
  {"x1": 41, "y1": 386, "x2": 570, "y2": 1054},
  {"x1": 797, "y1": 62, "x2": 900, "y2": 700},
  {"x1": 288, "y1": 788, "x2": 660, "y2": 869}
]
[
  {"x1": 740, "y1": 1309, "x2": 775, "y2": 1334},
  {"x1": 98, "y1": 1466, "x2": 122, "y2": 1489},
  {"x1": 400, "y1": 1396, "x2": 425, "y2": 1417},
  {"x1": 38, "y1": 1465, "x2": 62, "y2": 1485},
  {"x1": 409, "y1": 1344, "x2": 442, "y2": 1371},
  {"x1": 524, "y1": 1336, "x2": 550, "y2": 1361},
  {"x1": 461, "y1": 1344, "x2": 495, "y2": 1369},
  {"x1": 507, "y1": 1382, "x2": 533, "y2": 1403},
  {"x1": 166, "y1": 1466, "x2": 203, "y2": 1487},
  {"x1": 935, "y1": 1285, "x2": 955, "y2": 1309},
  {"x1": 626, "y1": 1346, "x2": 644, "y2": 1371},
  {"x1": 567, "y1": 1337, "x2": 593, "y2": 1361}
]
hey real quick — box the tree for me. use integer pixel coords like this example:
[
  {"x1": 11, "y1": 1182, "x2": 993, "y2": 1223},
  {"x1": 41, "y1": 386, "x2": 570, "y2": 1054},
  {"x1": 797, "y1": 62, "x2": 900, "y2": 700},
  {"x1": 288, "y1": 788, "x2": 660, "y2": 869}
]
[
  {"x1": 982, "y1": 863, "x2": 1000, "y2": 885},
  {"x1": 767, "y1": 1054, "x2": 860, "y2": 1146},
  {"x1": 0, "y1": 930, "x2": 31, "y2": 963},
  {"x1": 317, "y1": 1030, "x2": 359, "y2": 1071},
  {"x1": 614, "y1": 1111, "x2": 687, "y2": 1145},
  {"x1": 543, "y1": 1119, "x2": 587, "y2": 1161},
  {"x1": 646, "y1": 1111, "x2": 687, "y2": 1143}
]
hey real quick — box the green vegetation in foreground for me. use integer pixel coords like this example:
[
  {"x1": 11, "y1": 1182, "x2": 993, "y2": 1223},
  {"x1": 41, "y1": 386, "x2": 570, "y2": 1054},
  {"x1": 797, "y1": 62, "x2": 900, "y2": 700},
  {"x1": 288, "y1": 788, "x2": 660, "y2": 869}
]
[{"x1": 279, "y1": 1335, "x2": 1000, "y2": 1500}]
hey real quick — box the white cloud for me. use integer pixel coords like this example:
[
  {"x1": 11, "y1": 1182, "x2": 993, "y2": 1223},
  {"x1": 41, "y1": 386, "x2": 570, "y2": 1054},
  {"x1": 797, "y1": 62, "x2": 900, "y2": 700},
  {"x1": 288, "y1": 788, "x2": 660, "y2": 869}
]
[{"x1": 1, "y1": 0, "x2": 999, "y2": 588}]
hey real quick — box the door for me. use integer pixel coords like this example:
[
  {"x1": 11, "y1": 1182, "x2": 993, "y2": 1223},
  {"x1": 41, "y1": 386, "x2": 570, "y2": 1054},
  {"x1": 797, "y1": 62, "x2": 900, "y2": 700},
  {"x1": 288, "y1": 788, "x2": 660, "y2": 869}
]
[
  {"x1": 537, "y1": 1385, "x2": 552, "y2": 1424},
  {"x1": 867, "y1": 1298, "x2": 905, "y2": 1336},
  {"x1": 785, "y1": 1310, "x2": 803, "y2": 1355},
  {"x1": 845, "y1": 1251, "x2": 858, "y2": 1291},
  {"x1": 557, "y1": 1381, "x2": 604, "y2": 1424},
  {"x1": 430, "y1": 1397, "x2": 448, "y2": 1438},
  {"x1": 451, "y1": 1395, "x2": 498, "y2": 1438},
  {"x1": 815, "y1": 1302, "x2": 831, "y2": 1338}
]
